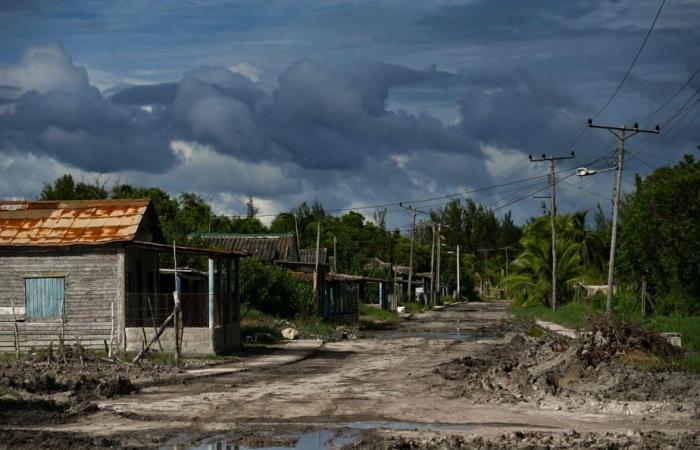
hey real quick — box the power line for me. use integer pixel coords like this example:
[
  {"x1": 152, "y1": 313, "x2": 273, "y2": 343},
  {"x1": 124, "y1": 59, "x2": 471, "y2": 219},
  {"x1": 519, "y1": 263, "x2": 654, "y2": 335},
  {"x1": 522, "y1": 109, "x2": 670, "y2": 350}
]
[
  {"x1": 591, "y1": 0, "x2": 667, "y2": 119},
  {"x1": 641, "y1": 66, "x2": 700, "y2": 121}
]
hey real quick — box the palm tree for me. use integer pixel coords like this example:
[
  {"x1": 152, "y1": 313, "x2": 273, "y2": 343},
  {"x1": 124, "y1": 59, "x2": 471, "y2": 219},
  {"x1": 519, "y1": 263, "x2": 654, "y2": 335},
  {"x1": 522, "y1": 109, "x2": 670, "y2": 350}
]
[{"x1": 501, "y1": 216, "x2": 582, "y2": 307}]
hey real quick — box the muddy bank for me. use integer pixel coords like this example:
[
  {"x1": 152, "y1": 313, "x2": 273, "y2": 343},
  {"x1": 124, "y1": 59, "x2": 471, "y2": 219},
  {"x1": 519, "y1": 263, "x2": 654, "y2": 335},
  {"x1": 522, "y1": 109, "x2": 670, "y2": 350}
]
[
  {"x1": 351, "y1": 430, "x2": 700, "y2": 450},
  {"x1": 433, "y1": 320, "x2": 700, "y2": 418},
  {"x1": 0, "y1": 348, "x2": 180, "y2": 425}
]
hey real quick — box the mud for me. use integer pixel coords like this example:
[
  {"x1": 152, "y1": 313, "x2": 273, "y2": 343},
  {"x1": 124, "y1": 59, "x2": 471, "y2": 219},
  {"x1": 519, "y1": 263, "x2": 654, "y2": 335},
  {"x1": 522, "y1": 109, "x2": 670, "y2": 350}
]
[
  {"x1": 2, "y1": 301, "x2": 699, "y2": 449},
  {"x1": 351, "y1": 429, "x2": 700, "y2": 449},
  {"x1": 433, "y1": 320, "x2": 700, "y2": 419}
]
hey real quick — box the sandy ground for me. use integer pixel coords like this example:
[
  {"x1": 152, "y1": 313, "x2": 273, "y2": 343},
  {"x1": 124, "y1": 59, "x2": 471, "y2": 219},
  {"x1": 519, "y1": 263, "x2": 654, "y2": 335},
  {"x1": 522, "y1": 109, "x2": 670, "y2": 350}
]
[{"x1": 2, "y1": 301, "x2": 698, "y2": 449}]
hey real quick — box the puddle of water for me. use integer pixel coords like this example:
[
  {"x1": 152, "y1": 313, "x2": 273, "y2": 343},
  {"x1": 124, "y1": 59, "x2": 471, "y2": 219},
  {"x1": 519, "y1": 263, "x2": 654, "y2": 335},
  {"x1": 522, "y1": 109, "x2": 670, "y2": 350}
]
[
  {"x1": 346, "y1": 421, "x2": 473, "y2": 432},
  {"x1": 182, "y1": 430, "x2": 354, "y2": 450},
  {"x1": 380, "y1": 329, "x2": 474, "y2": 341},
  {"x1": 176, "y1": 421, "x2": 474, "y2": 449}
]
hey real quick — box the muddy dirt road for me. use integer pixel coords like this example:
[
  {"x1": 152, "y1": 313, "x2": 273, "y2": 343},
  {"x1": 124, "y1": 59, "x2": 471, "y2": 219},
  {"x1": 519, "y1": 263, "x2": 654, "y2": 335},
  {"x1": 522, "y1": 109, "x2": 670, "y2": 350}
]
[{"x1": 4, "y1": 301, "x2": 699, "y2": 449}]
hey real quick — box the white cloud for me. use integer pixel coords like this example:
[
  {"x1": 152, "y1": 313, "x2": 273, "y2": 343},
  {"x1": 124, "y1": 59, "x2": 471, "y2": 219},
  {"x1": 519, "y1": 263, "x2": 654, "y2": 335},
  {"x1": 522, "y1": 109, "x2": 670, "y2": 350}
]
[{"x1": 228, "y1": 62, "x2": 263, "y2": 82}]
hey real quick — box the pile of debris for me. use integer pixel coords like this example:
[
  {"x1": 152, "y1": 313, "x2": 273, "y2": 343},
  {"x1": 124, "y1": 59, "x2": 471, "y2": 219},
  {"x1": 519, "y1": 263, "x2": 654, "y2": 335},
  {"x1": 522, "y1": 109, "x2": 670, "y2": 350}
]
[{"x1": 433, "y1": 319, "x2": 700, "y2": 417}]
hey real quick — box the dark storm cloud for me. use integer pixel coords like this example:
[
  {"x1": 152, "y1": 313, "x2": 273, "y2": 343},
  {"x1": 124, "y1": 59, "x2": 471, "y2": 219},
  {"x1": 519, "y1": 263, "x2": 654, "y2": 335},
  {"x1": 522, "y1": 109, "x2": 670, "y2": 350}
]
[
  {"x1": 109, "y1": 82, "x2": 177, "y2": 105},
  {"x1": 414, "y1": 0, "x2": 620, "y2": 41},
  {"x1": 257, "y1": 61, "x2": 467, "y2": 169},
  {"x1": 458, "y1": 70, "x2": 590, "y2": 154}
]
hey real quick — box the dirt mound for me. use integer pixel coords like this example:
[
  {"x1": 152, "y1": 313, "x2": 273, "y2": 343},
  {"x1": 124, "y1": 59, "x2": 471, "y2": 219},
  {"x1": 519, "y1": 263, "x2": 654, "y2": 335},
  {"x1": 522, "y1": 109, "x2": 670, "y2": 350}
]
[
  {"x1": 0, "y1": 429, "x2": 128, "y2": 450},
  {"x1": 352, "y1": 430, "x2": 700, "y2": 449},
  {"x1": 577, "y1": 318, "x2": 684, "y2": 369},
  {"x1": 434, "y1": 324, "x2": 700, "y2": 417}
]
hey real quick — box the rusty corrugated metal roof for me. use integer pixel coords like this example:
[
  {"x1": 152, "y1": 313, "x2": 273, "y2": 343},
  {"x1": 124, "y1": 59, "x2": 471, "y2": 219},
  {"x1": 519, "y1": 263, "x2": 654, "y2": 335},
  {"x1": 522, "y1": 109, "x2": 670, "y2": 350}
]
[
  {"x1": 0, "y1": 199, "x2": 151, "y2": 246},
  {"x1": 198, "y1": 233, "x2": 297, "y2": 263}
]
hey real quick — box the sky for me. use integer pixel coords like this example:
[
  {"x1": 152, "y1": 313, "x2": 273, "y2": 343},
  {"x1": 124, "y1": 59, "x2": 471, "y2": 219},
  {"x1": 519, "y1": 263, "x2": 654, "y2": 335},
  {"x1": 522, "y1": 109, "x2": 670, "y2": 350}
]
[{"x1": 0, "y1": 0, "x2": 698, "y2": 229}]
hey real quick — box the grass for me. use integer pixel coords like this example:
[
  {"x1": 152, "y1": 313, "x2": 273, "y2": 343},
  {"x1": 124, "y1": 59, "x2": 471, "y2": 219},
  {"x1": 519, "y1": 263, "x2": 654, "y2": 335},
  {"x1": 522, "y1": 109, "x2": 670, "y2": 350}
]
[
  {"x1": 359, "y1": 303, "x2": 400, "y2": 323},
  {"x1": 509, "y1": 300, "x2": 700, "y2": 373},
  {"x1": 509, "y1": 302, "x2": 598, "y2": 330},
  {"x1": 242, "y1": 308, "x2": 337, "y2": 340},
  {"x1": 402, "y1": 302, "x2": 426, "y2": 314}
]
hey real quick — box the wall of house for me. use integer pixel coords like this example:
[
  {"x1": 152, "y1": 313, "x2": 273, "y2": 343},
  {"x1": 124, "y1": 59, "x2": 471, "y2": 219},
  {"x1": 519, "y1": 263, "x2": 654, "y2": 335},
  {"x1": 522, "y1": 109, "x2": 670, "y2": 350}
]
[
  {"x1": 125, "y1": 327, "x2": 212, "y2": 354},
  {"x1": 0, "y1": 247, "x2": 121, "y2": 351}
]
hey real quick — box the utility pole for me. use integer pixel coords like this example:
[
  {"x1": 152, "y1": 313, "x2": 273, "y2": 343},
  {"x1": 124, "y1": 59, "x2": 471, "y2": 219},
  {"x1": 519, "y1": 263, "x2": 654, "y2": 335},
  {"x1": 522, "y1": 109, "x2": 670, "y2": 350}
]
[
  {"x1": 429, "y1": 223, "x2": 436, "y2": 304},
  {"x1": 436, "y1": 223, "x2": 442, "y2": 302},
  {"x1": 499, "y1": 246, "x2": 513, "y2": 277},
  {"x1": 456, "y1": 245, "x2": 461, "y2": 300},
  {"x1": 478, "y1": 248, "x2": 493, "y2": 297},
  {"x1": 407, "y1": 209, "x2": 417, "y2": 302},
  {"x1": 313, "y1": 220, "x2": 321, "y2": 312},
  {"x1": 499, "y1": 246, "x2": 513, "y2": 298},
  {"x1": 333, "y1": 235, "x2": 337, "y2": 272},
  {"x1": 587, "y1": 119, "x2": 659, "y2": 316},
  {"x1": 529, "y1": 151, "x2": 575, "y2": 311},
  {"x1": 399, "y1": 203, "x2": 432, "y2": 304}
]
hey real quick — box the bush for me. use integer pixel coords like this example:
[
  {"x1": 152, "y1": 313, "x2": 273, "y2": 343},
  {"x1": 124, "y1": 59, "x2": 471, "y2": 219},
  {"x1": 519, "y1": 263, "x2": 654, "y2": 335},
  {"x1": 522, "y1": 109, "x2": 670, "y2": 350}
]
[{"x1": 240, "y1": 259, "x2": 315, "y2": 318}]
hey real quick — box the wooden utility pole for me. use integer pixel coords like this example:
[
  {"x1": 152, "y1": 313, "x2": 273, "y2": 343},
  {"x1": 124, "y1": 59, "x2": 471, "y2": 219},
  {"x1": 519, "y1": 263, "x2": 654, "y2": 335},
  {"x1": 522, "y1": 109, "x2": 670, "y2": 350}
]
[
  {"x1": 587, "y1": 119, "x2": 659, "y2": 315},
  {"x1": 529, "y1": 151, "x2": 575, "y2": 311},
  {"x1": 407, "y1": 209, "x2": 417, "y2": 302}
]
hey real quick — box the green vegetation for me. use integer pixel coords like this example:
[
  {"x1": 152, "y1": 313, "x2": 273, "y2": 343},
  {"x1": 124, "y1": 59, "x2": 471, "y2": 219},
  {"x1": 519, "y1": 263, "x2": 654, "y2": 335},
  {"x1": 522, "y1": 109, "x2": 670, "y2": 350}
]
[
  {"x1": 359, "y1": 303, "x2": 400, "y2": 323},
  {"x1": 402, "y1": 302, "x2": 426, "y2": 314},
  {"x1": 242, "y1": 308, "x2": 336, "y2": 340},
  {"x1": 618, "y1": 154, "x2": 700, "y2": 315},
  {"x1": 239, "y1": 259, "x2": 315, "y2": 319}
]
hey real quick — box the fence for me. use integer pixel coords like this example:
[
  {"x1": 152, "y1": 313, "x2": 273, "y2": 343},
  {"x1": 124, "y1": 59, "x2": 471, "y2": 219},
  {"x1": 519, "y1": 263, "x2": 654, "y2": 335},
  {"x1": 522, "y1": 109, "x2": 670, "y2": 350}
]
[{"x1": 125, "y1": 292, "x2": 209, "y2": 328}]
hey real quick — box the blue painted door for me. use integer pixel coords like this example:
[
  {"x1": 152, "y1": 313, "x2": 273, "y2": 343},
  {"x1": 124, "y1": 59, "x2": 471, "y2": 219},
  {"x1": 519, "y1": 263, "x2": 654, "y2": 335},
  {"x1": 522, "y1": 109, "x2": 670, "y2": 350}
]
[{"x1": 25, "y1": 277, "x2": 65, "y2": 318}]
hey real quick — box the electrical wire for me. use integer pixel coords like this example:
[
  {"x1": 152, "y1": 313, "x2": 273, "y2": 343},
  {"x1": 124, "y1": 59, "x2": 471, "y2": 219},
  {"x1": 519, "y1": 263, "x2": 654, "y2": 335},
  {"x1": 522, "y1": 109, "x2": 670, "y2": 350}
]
[
  {"x1": 641, "y1": 66, "x2": 700, "y2": 121},
  {"x1": 591, "y1": 0, "x2": 667, "y2": 119}
]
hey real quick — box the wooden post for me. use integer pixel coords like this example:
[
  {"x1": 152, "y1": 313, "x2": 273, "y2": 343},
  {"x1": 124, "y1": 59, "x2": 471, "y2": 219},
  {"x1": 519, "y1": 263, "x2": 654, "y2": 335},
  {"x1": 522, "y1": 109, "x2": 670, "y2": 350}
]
[
  {"x1": 132, "y1": 312, "x2": 175, "y2": 364},
  {"x1": 10, "y1": 297, "x2": 19, "y2": 359},
  {"x1": 146, "y1": 296, "x2": 164, "y2": 352},
  {"x1": 172, "y1": 241, "x2": 181, "y2": 365}
]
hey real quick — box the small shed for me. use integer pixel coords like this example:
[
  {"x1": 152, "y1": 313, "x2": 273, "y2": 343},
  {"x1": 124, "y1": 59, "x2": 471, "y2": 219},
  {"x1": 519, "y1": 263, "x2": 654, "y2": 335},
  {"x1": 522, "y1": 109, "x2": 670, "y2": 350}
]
[{"x1": 0, "y1": 199, "x2": 246, "y2": 354}]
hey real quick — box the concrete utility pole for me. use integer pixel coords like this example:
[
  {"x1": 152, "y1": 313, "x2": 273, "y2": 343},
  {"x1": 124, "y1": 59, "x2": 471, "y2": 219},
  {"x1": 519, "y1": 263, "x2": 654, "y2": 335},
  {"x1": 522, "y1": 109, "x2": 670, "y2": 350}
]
[
  {"x1": 430, "y1": 223, "x2": 436, "y2": 304},
  {"x1": 456, "y1": 245, "x2": 461, "y2": 300},
  {"x1": 333, "y1": 235, "x2": 337, "y2": 272},
  {"x1": 499, "y1": 246, "x2": 513, "y2": 298},
  {"x1": 478, "y1": 248, "x2": 493, "y2": 297},
  {"x1": 586, "y1": 119, "x2": 659, "y2": 316},
  {"x1": 399, "y1": 203, "x2": 432, "y2": 304},
  {"x1": 529, "y1": 151, "x2": 575, "y2": 311},
  {"x1": 407, "y1": 209, "x2": 417, "y2": 302},
  {"x1": 436, "y1": 224, "x2": 442, "y2": 301}
]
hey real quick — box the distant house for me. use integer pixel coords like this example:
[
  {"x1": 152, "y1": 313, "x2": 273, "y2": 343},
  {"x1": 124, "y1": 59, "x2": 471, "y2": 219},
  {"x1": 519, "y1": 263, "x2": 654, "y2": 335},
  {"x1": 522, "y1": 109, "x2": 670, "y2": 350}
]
[
  {"x1": 0, "y1": 199, "x2": 246, "y2": 354},
  {"x1": 197, "y1": 232, "x2": 298, "y2": 264},
  {"x1": 199, "y1": 233, "x2": 387, "y2": 321}
]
